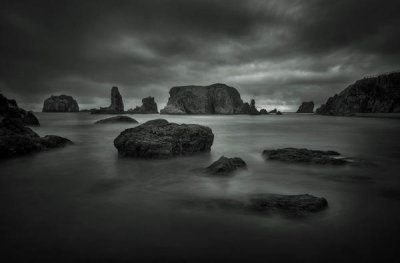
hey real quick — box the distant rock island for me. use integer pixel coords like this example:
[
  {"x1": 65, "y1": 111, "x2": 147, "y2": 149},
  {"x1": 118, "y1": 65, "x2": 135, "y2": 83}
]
[
  {"x1": 127, "y1": 97, "x2": 158, "y2": 114},
  {"x1": 316, "y1": 72, "x2": 400, "y2": 115},
  {"x1": 160, "y1": 83, "x2": 260, "y2": 115},
  {"x1": 91, "y1": 87, "x2": 124, "y2": 114},
  {"x1": 42, "y1": 95, "x2": 79, "y2": 112},
  {"x1": 0, "y1": 94, "x2": 39, "y2": 126},
  {"x1": 297, "y1": 101, "x2": 314, "y2": 113}
]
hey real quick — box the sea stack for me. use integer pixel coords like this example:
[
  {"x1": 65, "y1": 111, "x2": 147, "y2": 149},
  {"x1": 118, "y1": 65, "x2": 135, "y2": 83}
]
[
  {"x1": 160, "y1": 83, "x2": 245, "y2": 114},
  {"x1": 316, "y1": 72, "x2": 400, "y2": 115},
  {"x1": 42, "y1": 95, "x2": 79, "y2": 112},
  {"x1": 248, "y1": 99, "x2": 260, "y2": 115},
  {"x1": 296, "y1": 101, "x2": 314, "y2": 113},
  {"x1": 127, "y1": 97, "x2": 158, "y2": 114},
  {"x1": 91, "y1": 87, "x2": 124, "y2": 114}
]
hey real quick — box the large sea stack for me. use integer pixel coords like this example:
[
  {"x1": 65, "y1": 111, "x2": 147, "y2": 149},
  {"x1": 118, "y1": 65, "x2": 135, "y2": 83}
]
[
  {"x1": 91, "y1": 87, "x2": 124, "y2": 114},
  {"x1": 42, "y1": 95, "x2": 79, "y2": 112},
  {"x1": 316, "y1": 72, "x2": 400, "y2": 115},
  {"x1": 127, "y1": 97, "x2": 158, "y2": 114},
  {"x1": 0, "y1": 94, "x2": 39, "y2": 126},
  {"x1": 160, "y1": 83, "x2": 246, "y2": 114},
  {"x1": 296, "y1": 101, "x2": 314, "y2": 113}
]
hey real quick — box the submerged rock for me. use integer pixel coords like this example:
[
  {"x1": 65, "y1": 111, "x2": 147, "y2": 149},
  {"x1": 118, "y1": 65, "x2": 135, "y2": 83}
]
[
  {"x1": 0, "y1": 94, "x2": 39, "y2": 126},
  {"x1": 42, "y1": 95, "x2": 79, "y2": 112},
  {"x1": 316, "y1": 72, "x2": 400, "y2": 115},
  {"x1": 95, "y1": 116, "x2": 138, "y2": 124},
  {"x1": 183, "y1": 194, "x2": 328, "y2": 215},
  {"x1": 127, "y1": 97, "x2": 158, "y2": 114},
  {"x1": 0, "y1": 117, "x2": 72, "y2": 158},
  {"x1": 206, "y1": 156, "x2": 247, "y2": 174},
  {"x1": 91, "y1": 87, "x2": 124, "y2": 114},
  {"x1": 296, "y1": 101, "x2": 314, "y2": 113},
  {"x1": 114, "y1": 119, "x2": 214, "y2": 158},
  {"x1": 262, "y1": 148, "x2": 347, "y2": 165}
]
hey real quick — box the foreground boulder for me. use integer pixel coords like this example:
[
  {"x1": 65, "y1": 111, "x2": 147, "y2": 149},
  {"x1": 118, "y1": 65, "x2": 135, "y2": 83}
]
[
  {"x1": 0, "y1": 117, "x2": 72, "y2": 158},
  {"x1": 316, "y1": 72, "x2": 400, "y2": 115},
  {"x1": 127, "y1": 97, "x2": 158, "y2": 114},
  {"x1": 95, "y1": 116, "x2": 138, "y2": 124},
  {"x1": 91, "y1": 86, "x2": 124, "y2": 114},
  {"x1": 263, "y1": 148, "x2": 347, "y2": 165},
  {"x1": 206, "y1": 156, "x2": 247, "y2": 174},
  {"x1": 296, "y1": 101, "x2": 314, "y2": 113},
  {"x1": 42, "y1": 95, "x2": 79, "y2": 112},
  {"x1": 183, "y1": 194, "x2": 328, "y2": 215},
  {"x1": 0, "y1": 94, "x2": 39, "y2": 126},
  {"x1": 114, "y1": 119, "x2": 214, "y2": 158}
]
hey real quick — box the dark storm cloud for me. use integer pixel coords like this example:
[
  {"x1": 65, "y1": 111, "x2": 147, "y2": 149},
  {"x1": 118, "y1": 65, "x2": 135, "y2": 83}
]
[{"x1": 1, "y1": 0, "x2": 399, "y2": 111}]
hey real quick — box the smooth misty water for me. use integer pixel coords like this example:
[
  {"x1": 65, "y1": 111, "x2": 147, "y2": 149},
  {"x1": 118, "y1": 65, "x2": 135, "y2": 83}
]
[{"x1": 1, "y1": 113, "x2": 400, "y2": 262}]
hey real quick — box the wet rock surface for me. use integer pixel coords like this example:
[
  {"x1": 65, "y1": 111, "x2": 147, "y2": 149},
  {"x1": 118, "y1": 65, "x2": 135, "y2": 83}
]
[
  {"x1": 42, "y1": 95, "x2": 79, "y2": 112},
  {"x1": 91, "y1": 87, "x2": 124, "y2": 114},
  {"x1": 206, "y1": 156, "x2": 247, "y2": 174},
  {"x1": 183, "y1": 194, "x2": 328, "y2": 216},
  {"x1": 0, "y1": 117, "x2": 72, "y2": 158},
  {"x1": 0, "y1": 94, "x2": 39, "y2": 126},
  {"x1": 114, "y1": 119, "x2": 214, "y2": 158},
  {"x1": 262, "y1": 148, "x2": 348, "y2": 165},
  {"x1": 297, "y1": 101, "x2": 314, "y2": 113},
  {"x1": 95, "y1": 116, "x2": 138, "y2": 124}
]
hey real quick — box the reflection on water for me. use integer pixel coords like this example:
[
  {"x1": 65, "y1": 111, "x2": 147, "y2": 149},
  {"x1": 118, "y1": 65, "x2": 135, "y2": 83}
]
[{"x1": 1, "y1": 113, "x2": 400, "y2": 262}]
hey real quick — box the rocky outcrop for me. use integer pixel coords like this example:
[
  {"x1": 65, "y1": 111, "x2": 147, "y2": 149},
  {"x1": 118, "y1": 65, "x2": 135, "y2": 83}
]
[
  {"x1": 206, "y1": 156, "x2": 247, "y2": 174},
  {"x1": 95, "y1": 116, "x2": 138, "y2": 124},
  {"x1": 127, "y1": 97, "x2": 158, "y2": 114},
  {"x1": 276, "y1": 111, "x2": 282, "y2": 115},
  {"x1": 42, "y1": 95, "x2": 79, "y2": 112},
  {"x1": 0, "y1": 117, "x2": 72, "y2": 158},
  {"x1": 114, "y1": 119, "x2": 214, "y2": 158},
  {"x1": 0, "y1": 94, "x2": 39, "y2": 126},
  {"x1": 316, "y1": 72, "x2": 400, "y2": 115},
  {"x1": 259, "y1": 109, "x2": 268, "y2": 114},
  {"x1": 248, "y1": 99, "x2": 260, "y2": 115},
  {"x1": 183, "y1": 194, "x2": 328, "y2": 215},
  {"x1": 269, "y1": 108, "x2": 277, "y2": 113},
  {"x1": 91, "y1": 87, "x2": 124, "y2": 114},
  {"x1": 296, "y1": 101, "x2": 314, "y2": 113},
  {"x1": 262, "y1": 148, "x2": 347, "y2": 165},
  {"x1": 160, "y1": 83, "x2": 246, "y2": 114}
]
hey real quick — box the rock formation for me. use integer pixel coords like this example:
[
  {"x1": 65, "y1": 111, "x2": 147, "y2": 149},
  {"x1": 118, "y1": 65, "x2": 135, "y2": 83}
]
[
  {"x1": 248, "y1": 99, "x2": 260, "y2": 115},
  {"x1": 95, "y1": 116, "x2": 138, "y2": 124},
  {"x1": 316, "y1": 72, "x2": 400, "y2": 115},
  {"x1": 276, "y1": 111, "x2": 282, "y2": 115},
  {"x1": 42, "y1": 95, "x2": 79, "y2": 112},
  {"x1": 259, "y1": 109, "x2": 268, "y2": 114},
  {"x1": 206, "y1": 156, "x2": 247, "y2": 174},
  {"x1": 0, "y1": 94, "x2": 39, "y2": 126},
  {"x1": 269, "y1": 108, "x2": 277, "y2": 113},
  {"x1": 262, "y1": 148, "x2": 348, "y2": 165},
  {"x1": 160, "y1": 83, "x2": 246, "y2": 114},
  {"x1": 127, "y1": 97, "x2": 158, "y2": 114},
  {"x1": 91, "y1": 86, "x2": 124, "y2": 114},
  {"x1": 114, "y1": 119, "x2": 214, "y2": 158},
  {"x1": 0, "y1": 117, "x2": 72, "y2": 158},
  {"x1": 296, "y1": 101, "x2": 314, "y2": 113}
]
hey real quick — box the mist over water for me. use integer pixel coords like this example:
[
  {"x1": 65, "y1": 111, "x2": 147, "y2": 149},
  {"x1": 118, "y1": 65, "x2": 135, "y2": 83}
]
[{"x1": 1, "y1": 113, "x2": 400, "y2": 262}]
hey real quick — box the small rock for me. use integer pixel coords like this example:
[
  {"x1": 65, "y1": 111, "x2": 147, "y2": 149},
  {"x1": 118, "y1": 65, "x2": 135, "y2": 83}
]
[
  {"x1": 206, "y1": 156, "x2": 247, "y2": 174},
  {"x1": 95, "y1": 116, "x2": 138, "y2": 124}
]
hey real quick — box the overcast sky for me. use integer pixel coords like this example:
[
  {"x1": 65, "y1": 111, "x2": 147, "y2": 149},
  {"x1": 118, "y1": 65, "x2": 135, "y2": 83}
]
[{"x1": 1, "y1": 0, "x2": 399, "y2": 111}]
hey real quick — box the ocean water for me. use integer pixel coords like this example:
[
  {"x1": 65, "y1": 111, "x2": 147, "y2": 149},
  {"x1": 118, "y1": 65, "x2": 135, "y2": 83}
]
[{"x1": 1, "y1": 113, "x2": 400, "y2": 262}]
